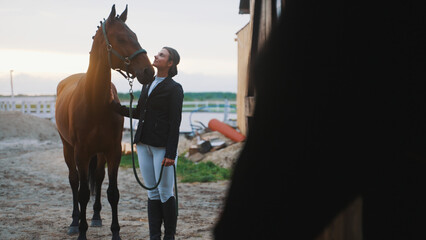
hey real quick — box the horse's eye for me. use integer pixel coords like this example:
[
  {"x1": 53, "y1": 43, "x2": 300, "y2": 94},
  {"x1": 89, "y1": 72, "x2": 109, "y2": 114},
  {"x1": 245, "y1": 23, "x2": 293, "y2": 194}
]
[{"x1": 117, "y1": 36, "x2": 127, "y2": 44}]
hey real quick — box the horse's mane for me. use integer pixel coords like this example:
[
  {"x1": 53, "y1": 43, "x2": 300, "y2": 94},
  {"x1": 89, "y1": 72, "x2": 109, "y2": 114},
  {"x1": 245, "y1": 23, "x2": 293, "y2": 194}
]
[{"x1": 92, "y1": 16, "x2": 127, "y2": 40}]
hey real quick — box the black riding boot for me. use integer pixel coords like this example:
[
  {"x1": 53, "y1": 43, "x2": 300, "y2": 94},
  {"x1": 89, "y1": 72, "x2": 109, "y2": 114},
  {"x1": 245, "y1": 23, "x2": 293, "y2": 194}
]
[
  {"x1": 162, "y1": 197, "x2": 177, "y2": 240},
  {"x1": 148, "y1": 199, "x2": 163, "y2": 240}
]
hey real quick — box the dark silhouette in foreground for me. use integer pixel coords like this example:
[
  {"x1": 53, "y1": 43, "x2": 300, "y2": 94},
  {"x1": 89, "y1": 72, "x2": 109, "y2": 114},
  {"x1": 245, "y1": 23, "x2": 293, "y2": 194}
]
[{"x1": 215, "y1": 1, "x2": 426, "y2": 239}]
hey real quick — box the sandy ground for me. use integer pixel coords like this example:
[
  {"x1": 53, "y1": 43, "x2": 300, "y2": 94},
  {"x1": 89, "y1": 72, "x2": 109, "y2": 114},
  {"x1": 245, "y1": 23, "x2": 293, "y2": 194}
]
[{"x1": 0, "y1": 112, "x2": 229, "y2": 239}]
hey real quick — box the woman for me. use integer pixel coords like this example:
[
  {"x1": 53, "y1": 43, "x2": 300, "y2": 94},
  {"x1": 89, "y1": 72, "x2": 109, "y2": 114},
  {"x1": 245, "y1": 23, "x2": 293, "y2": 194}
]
[{"x1": 110, "y1": 47, "x2": 183, "y2": 240}]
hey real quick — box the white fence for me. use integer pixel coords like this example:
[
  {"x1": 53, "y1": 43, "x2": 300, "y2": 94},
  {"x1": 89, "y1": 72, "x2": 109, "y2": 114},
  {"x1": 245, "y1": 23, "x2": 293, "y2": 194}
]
[
  {"x1": 183, "y1": 100, "x2": 236, "y2": 112},
  {"x1": 120, "y1": 100, "x2": 236, "y2": 113},
  {"x1": 0, "y1": 96, "x2": 56, "y2": 121},
  {"x1": 0, "y1": 97, "x2": 236, "y2": 122}
]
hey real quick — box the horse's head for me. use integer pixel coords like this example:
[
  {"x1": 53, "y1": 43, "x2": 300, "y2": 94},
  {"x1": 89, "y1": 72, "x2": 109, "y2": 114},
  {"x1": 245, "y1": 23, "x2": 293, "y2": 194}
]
[{"x1": 96, "y1": 5, "x2": 154, "y2": 84}]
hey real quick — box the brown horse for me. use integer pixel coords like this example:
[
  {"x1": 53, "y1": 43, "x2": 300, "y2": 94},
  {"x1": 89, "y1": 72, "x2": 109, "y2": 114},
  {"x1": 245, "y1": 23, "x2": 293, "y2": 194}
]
[{"x1": 55, "y1": 5, "x2": 154, "y2": 240}]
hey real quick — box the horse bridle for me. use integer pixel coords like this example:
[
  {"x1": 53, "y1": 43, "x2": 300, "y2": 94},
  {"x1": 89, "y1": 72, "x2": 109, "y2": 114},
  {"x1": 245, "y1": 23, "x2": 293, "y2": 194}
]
[{"x1": 102, "y1": 20, "x2": 147, "y2": 79}]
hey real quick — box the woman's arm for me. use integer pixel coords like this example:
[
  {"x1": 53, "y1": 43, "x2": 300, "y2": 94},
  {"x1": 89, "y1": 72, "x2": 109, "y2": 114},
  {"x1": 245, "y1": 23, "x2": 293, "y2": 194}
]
[
  {"x1": 164, "y1": 84, "x2": 184, "y2": 161},
  {"x1": 109, "y1": 88, "x2": 141, "y2": 119}
]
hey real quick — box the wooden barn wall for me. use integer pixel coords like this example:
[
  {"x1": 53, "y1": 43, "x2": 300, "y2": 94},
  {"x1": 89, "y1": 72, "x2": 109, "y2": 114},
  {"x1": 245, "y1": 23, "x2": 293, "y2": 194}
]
[{"x1": 236, "y1": 23, "x2": 252, "y2": 135}]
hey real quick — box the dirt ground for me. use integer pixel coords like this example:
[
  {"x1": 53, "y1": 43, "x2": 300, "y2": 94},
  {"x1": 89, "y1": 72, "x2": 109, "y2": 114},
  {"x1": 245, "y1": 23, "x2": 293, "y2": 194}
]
[{"x1": 0, "y1": 112, "x2": 229, "y2": 239}]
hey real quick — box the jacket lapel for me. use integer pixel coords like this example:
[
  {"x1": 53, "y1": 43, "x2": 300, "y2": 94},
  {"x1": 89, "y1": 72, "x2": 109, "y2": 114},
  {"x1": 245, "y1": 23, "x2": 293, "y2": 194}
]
[
  {"x1": 140, "y1": 83, "x2": 150, "y2": 102},
  {"x1": 147, "y1": 76, "x2": 171, "y2": 99}
]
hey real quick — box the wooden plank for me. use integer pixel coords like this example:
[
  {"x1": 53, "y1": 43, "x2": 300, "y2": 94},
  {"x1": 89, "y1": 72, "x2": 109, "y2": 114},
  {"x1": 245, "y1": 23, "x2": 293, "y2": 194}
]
[
  {"x1": 316, "y1": 196, "x2": 363, "y2": 240},
  {"x1": 236, "y1": 22, "x2": 252, "y2": 136}
]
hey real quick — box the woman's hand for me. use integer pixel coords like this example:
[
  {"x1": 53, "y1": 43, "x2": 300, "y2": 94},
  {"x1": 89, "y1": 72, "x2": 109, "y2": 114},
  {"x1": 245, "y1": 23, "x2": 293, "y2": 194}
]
[{"x1": 162, "y1": 158, "x2": 175, "y2": 167}]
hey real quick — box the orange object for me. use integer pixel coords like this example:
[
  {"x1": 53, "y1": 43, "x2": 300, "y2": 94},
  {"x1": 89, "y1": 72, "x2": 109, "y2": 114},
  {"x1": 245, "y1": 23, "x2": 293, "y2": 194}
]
[{"x1": 208, "y1": 118, "x2": 246, "y2": 142}]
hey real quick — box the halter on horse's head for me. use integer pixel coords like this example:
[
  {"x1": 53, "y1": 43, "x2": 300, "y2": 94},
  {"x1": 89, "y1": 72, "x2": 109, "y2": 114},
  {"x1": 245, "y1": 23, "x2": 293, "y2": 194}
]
[{"x1": 96, "y1": 5, "x2": 154, "y2": 84}]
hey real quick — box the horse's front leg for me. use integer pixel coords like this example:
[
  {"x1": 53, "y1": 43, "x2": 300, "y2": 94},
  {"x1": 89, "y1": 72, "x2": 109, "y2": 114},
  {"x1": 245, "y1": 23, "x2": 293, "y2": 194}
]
[
  {"x1": 106, "y1": 147, "x2": 122, "y2": 240},
  {"x1": 68, "y1": 167, "x2": 80, "y2": 235},
  {"x1": 91, "y1": 154, "x2": 106, "y2": 227},
  {"x1": 76, "y1": 150, "x2": 91, "y2": 240}
]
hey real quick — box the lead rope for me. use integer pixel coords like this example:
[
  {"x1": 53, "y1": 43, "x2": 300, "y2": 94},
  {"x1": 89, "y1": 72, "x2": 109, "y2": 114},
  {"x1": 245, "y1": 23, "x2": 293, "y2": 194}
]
[{"x1": 127, "y1": 78, "x2": 178, "y2": 216}]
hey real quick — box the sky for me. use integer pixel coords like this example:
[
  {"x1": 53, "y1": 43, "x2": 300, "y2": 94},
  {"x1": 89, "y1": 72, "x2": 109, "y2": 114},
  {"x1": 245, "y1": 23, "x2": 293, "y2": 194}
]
[{"x1": 0, "y1": 0, "x2": 250, "y2": 95}]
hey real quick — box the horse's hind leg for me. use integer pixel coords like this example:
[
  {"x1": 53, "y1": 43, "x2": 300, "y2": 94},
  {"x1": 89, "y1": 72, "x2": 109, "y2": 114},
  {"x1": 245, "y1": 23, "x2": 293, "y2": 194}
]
[
  {"x1": 61, "y1": 137, "x2": 79, "y2": 235},
  {"x1": 75, "y1": 149, "x2": 91, "y2": 240},
  {"x1": 91, "y1": 154, "x2": 106, "y2": 227},
  {"x1": 106, "y1": 147, "x2": 122, "y2": 240}
]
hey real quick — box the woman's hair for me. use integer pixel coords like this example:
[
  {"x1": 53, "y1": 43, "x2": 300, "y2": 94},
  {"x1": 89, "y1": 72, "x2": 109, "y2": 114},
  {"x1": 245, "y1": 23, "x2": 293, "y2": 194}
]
[{"x1": 163, "y1": 47, "x2": 180, "y2": 77}]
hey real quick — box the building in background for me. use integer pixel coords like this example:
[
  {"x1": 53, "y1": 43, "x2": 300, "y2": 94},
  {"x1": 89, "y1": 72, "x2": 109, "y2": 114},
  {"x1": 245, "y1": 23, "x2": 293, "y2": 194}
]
[{"x1": 236, "y1": 0, "x2": 284, "y2": 135}]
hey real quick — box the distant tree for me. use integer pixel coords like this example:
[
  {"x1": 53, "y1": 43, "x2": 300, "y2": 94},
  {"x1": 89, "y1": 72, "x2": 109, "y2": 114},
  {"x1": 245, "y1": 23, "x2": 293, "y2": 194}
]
[
  {"x1": 116, "y1": 91, "x2": 236, "y2": 101},
  {"x1": 183, "y1": 92, "x2": 236, "y2": 101}
]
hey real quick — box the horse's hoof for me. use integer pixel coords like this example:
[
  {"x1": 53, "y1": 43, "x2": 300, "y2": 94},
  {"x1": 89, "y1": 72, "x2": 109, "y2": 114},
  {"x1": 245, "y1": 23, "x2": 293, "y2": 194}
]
[
  {"x1": 112, "y1": 232, "x2": 121, "y2": 240},
  {"x1": 91, "y1": 219, "x2": 102, "y2": 227},
  {"x1": 67, "y1": 226, "x2": 79, "y2": 235},
  {"x1": 77, "y1": 234, "x2": 87, "y2": 240}
]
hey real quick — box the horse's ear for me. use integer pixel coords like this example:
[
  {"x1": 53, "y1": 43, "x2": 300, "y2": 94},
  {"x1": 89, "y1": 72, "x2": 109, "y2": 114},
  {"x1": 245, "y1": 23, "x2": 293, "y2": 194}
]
[
  {"x1": 119, "y1": 4, "x2": 128, "y2": 22},
  {"x1": 107, "y1": 4, "x2": 116, "y2": 22}
]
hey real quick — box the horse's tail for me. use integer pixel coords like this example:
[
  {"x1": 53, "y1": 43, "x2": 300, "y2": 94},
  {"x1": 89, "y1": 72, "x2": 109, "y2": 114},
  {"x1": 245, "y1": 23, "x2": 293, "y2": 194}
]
[{"x1": 89, "y1": 155, "x2": 97, "y2": 196}]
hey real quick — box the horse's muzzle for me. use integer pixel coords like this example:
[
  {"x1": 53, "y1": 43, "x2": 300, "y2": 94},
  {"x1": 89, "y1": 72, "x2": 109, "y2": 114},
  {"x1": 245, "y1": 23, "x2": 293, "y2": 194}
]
[{"x1": 136, "y1": 67, "x2": 154, "y2": 85}]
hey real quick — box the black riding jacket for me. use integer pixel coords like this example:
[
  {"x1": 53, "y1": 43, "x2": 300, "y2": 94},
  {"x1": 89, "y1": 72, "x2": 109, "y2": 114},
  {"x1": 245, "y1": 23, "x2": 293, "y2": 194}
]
[{"x1": 110, "y1": 76, "x2": 184, "y2": 159}]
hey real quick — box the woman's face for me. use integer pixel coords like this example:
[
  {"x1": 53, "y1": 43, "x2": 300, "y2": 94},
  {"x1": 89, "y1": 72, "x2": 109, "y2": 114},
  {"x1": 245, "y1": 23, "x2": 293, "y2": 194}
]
[{"x1": 153, "y1": 48, "x2": 173, "y2": 70}]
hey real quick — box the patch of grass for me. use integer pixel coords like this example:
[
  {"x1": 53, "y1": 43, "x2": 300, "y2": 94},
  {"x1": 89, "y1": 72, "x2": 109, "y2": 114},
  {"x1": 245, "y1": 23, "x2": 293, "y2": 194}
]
[
  {"x1": 176, "y1": 156, "x2": 230, "y2": 183},
  {"x1": 120, "y1": 154, "x2": 139, "y2": 168},
  {"x1": 120, "y1": 154, "x2": 230, "y2": 183}
]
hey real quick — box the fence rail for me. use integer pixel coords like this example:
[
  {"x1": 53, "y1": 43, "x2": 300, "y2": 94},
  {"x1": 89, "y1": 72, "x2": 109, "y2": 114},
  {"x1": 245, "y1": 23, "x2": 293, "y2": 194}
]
[
  {"x1": 120, "y1": 100, "x2": 236, "y2": 112},
  {"x1": 0, "y1": 97, "x2": 236, "y2": 121},
  {"x1": 0, "y1": 97, "x2": 56, "y2": 121}
]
